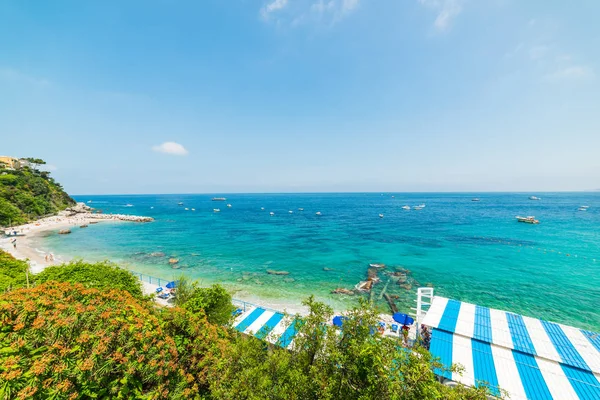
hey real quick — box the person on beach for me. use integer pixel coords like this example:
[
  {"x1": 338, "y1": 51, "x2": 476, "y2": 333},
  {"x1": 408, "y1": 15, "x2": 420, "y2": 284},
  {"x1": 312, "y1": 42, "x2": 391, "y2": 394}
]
[{"x1": 12, "y1": 238, "x2": 17, "y2": 249}]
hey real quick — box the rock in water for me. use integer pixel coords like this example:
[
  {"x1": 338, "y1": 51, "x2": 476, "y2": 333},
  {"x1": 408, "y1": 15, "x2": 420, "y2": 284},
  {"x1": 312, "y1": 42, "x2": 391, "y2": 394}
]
[
  {"x1": 168, "y1": 258, "x2": 179, "y2": 264},
  {"x1": 331, "y1": 288, "x2": 354, "y2": 295},
  {"x1": 266, "y1": 269, "x2": 290, "y2": 276},
  {"x1": 323, "y1": 267, "x2": 335, "y2": 271},
  {"x1": 58, "y1": 229, "x2": 71, "y2": 235},
  {"x1": 150, "y1": 252, "x2": 165, "y2": 257}
]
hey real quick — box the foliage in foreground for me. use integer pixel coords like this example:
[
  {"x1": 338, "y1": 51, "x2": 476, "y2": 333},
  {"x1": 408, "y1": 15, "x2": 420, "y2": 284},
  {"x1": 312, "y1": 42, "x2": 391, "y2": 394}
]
[
  {"x1": 36, "y1": 259, "x2": 144, "y2": 299},
  {"x1": 0, "y1": 251, "x2": 30, "y2": 292},
  {"x1": 0, "y1": 282, "x2": 227, "y2": 399},
  {"x1": 0, "y1": 159, "x2": 75, "y2": 226},
  {"x1": 209, "y1": 297, "x2": 493, "y2": 400},
  {"x1": 174, "y1": 274, "x2": 236, "y2": 326}
]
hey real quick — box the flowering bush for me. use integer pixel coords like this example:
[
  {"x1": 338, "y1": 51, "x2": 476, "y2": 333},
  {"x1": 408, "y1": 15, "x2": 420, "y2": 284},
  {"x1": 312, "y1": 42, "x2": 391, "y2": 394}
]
[{"x1": 0, "y1": 282, "x2": 226, "y2": 399}]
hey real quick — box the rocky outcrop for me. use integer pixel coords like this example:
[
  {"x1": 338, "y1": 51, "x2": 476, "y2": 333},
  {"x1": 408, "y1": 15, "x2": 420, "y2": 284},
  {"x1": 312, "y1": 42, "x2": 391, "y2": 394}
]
[
  {"x1": 168, "y1": 258, "x2": 179, "y2": 265},
  {"x1": 58, "y1": 229, "x2": 71, "y2": 234}
]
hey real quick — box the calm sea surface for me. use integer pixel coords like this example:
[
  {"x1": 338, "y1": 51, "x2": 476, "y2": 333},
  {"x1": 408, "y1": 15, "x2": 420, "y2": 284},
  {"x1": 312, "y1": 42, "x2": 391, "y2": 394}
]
[{"x1": 34, "y1": 193, "x2": 600, "y2": 330}]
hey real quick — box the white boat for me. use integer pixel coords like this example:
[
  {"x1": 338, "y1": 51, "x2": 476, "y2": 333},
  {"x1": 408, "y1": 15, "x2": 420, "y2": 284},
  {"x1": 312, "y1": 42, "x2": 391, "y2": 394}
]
[
  {"x1": 580, "y1": 205, "x2": 589, "y2": 209},
  {"x1": 212, "y1": 197, "x2": 227, "y2": 201},
  {"x1": 87, "y1": 200, "x2": 92, "y2": 203},
  {"x1": 213, "y1": 208, "x2": 221, "y2": 213},
  {"x1": 316, "y1": 211, "x2": 322, "y2": 216},
  {"x1": 472, "y1": 198, "x2": 480, "y2": 202},
  {"x1": 261, "y1": 207, "x2": 265, "y2": 210},
  {"x1": 298, "y1": 208, "x2": 304, "y2": 211},
  {"x1": 529, "y1": 196, "x2": 541, "y2": 200},
  {"x1": 270, "y1": 212, "x2": 275, "y2": 216},
  {"x1": 578, "y1": 207, "x2": 587, "y2": 211},
  {"x1": 185, "y1": 208, "x2": 189, "y2": 211},
  {"x1": 402, "y1": 205, "x2": 410, "y2": 210},
  {"x1": 391, "y1": 195, "x2": 395, "y2": 198},
  {"x1": 516, "y1": 216, "x2": 539, "y2": 224},
  {"x1": 125, "y1": 204, "x2": 133, "y2": 207},
  {"x1": 369, "y1": 263, "x2": 385, "y2": 269},
  {"x1": 191, "y1": 208, "x2": 195, "y2": 211},
  {"x1": 379, "y1": 214, "x2": 384, "y2": 218},
  {"x1": 227, "y1": 204, "x2": 232, "y2": 208},
  {"x1": 413, "y1": 206, "x2": 423, "y2": 210},
  {"x1": 418, "y1": 204, "x2": 426, "y2": 208},
  {"x1": 150, "y1": 206, "x2": 154, "y2": 209},
  {"x1": 289, "y1": 210, "x2": 293, "y2": 214},
  {"x1": 178, "y1": 202, "x2": 184, "y2": 206}
]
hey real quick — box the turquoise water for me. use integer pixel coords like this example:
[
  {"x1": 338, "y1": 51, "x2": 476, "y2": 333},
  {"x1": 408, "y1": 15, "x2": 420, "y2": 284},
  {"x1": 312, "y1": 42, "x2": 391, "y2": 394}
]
[{"x1": 35, "y1": 193, "x2": 600, "y2": 330}]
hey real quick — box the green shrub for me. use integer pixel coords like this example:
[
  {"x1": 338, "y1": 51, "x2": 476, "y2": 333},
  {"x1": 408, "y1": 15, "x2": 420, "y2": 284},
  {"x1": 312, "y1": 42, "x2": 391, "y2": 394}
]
[
  {"x1": 36, "y1": 260, "x2": 144, "y2": 299},
  {"x1": 0, "y1": 250, "x2": 30, "y2": 291}
]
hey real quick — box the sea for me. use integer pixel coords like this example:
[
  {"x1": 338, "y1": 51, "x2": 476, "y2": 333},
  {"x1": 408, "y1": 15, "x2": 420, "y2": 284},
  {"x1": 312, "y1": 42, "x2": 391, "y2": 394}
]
[{"x1": 32, "y1": 193, "x2": 600, "y2": 331}]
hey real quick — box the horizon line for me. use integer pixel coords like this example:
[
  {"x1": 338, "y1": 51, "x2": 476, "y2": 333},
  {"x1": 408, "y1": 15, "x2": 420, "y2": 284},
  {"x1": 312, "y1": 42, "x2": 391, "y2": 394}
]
[{"x1": 71, "y1": 190, "x2": 600, "y2": 196}]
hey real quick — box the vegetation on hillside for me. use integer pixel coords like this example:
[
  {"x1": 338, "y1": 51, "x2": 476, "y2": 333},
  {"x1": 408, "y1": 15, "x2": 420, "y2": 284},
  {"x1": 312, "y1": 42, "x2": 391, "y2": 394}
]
[
  {"x1": 0, "y1": 158, "x2": 75, "y2": 226},
  {"x1": 0, "y1": 251, "x2": 30, "y2": 292},
  {"x1": 0, "y1": 250, "x2": 492, "y2": 399}
]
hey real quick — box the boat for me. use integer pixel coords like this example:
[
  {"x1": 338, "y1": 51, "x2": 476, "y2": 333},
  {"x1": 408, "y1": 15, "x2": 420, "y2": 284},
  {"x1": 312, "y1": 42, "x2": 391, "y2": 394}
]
[
  {"x1": 316, "y1": 211, "x2": 322, "y2": 216},
  {"x1": 80, "y1": 224, "x2": 88, "y2": 228},
  {"x1": 270, "y1": 212, "x2": 275, "y2": 216},
  {"x1": 578, "y1": 207, "x2": 587, "y2": 211},
  {"x1": 261, "y1": 207, "x2": 265, "y2": 210},
  {"x1": 529, "y1": 196, "x2": 541, "y2": 200},
  {"x1": 125, "y1": 204, "x2": 133, "y2": 207},
  {"x1": 227, "y1": 204, "x2": 232, "y2": 208},
  {"x1": 4, "y1": 231, "x2": 25, "y2": 237},
  {"x1": 178, "y1": 202, "x2": 184, "y2": 206},
  {"x1": 185, "y1": 208, "x2": 189, "y2": 210},
  {"x1": 289, "y1": 210, "x2": 293, "y2": 214},
  {"x1": 402, "y1": 205, "x2": 410, "y2": 210},
  {"x1": 516, "y1": 216, "x2": 539, "y2": 224},
  {"x1": 87, "y1": 200, "x2": 92, "y2": 203},
  {"x1": 392, "y1": 195, "x2": 395, "y2": 198},
  {"x1": 191, "y1": 208, "x2": 195, "y2": 211},
  {"x1": 369, "y1": 263, "x2": 385, "y2": 269},
  {"x1": 150, "y1": 206, "x2": 154, "y2": 209},
  {"x1": 379, "y1": 214, "x2": 384, "y2": 218},
  {"x1": 418, "y1": 204, "x2": 426, "y2": 208},
  {"x1": 413, "y1": 206, "x2": 423, "y2": 210},
  {"x1": 472, "y1": 198, "x2": 480, "y2": 202},
  {"x1": 213, "y1": 208, "x2": 221, "y2": 212},
  {"x1": 212, "y1": 197, "x2": 227, "y2": 201},
  {"x1": 298, "y1": 208, "x2": 304, "y2": 211}
]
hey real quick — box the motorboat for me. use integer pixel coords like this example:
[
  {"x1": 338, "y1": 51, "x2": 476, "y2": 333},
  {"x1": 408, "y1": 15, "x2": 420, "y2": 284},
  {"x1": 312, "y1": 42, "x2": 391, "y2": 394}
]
[
  {"x1": 212, "y1": 197, "x2": 227, "y2": 201},
  {"x1": 529, "y1": 196, "x2": 541, "y2": 200},
  {"x1": 261, "y1": 207, "x2": 265, "y2": 210},
  {"x1": 184, "y1": 208, "x2": 189, "y2": 211},
  {"x1": 213, "y1": 208, "x2": 221, "y2": 213},
  {"x1": 270, "y1": 212, "x2": 275, "y2": 216},
  {"x1": 379, "y1": 214, "x2": 384, "y2": 218},
  {"x1": 191, "y1": 208, "x2": 195, "y2": 211},
  {"x1": 150, "y1": 206, "x2": 154, "y2": 209},
  {"x1": 418, "y1": 204, "x2": 426, "y2": 208},
  {"x1": 413, "y1": 206, "x2": 423, "y2": 210},
  {"x1": 227, "y1": 204, "x2": 232, "y2": 208},
  {"x1": 298, "y1": 208, "x2": 304, "y2": 211},
  {"x1": 87, "y1": 200, "x2": 92, "y2": 203},
  {"x1": 472, "y1": 198, "x2": 480, "y2": 202},
  {"x1": 516, "y1": 216, "x2": 539, "y2": 224},
  {"x1": 578, "y1": 207, "x2": 587, "y2": 211},
  {"x1": 316, "y1": 211, "x2": 322, "y2": 216},
  {"x1": 402, "y1": 205, "x2": 410, "y2": 210},
  {"x1": 289, "y1": 210, "x2": 293, "y2": 214},
  {"x1": 178, "y1": 202, "x2": 184, "y2": 206},
  {"x1": 125, "y1": 204, "x2": 133, "y2": 207}
]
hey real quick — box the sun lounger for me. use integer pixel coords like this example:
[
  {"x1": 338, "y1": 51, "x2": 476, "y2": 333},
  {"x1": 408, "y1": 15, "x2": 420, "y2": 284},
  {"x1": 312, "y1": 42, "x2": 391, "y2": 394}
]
[
  {"x1": 157, "y1": 292, "x2": 170, "y2": 300},
  {"x1": 391, "y1": 324, "x2": 399, "y2": 333}
]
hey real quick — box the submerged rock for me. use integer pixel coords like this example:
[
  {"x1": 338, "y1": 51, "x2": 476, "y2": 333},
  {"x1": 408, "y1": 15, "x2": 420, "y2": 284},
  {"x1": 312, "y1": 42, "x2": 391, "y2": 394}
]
[
  {"x1": 323, "y1": 267, "x2": 335, "y2": 271},
  {"x1": 331, "y1": 288, "x2": 354, "y2": 295},
  {"x1": 168, "y1": 258, "x2": 179, "y2": 264},
  {"x1": 283, "y1": 278, "x2": 295, "y2": 283},
  {"x1": 150, "y1": 252, "x2": 165, "y2": 257},
  {"x1": 400, "y1": 283, "x2": 413, "y2": 291},
  {"x1": 266, "y1": 269, "x2": 290, "y2": 276}
]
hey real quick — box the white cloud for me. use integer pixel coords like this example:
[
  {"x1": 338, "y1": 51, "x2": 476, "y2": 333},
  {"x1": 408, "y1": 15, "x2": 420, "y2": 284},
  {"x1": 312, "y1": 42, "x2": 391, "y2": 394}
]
[
  {"x1": 261, "y1": 0, "x2": 359, "y2": 26},
  {"x1": 545, "y1": 66, "x2": 595, "y2": 81},
  {"x1": 0, "y1": 67, "x2": 52, "y2": 87},
  {"x1": 261, "y1": 0, "x2": 289, "y2": 19},
  {"x1": 152, "y1": 142, "x2": 189, "y2": 156},
  {"x1": 418, "y1": 0, "x2": 464, "y2": 32}
]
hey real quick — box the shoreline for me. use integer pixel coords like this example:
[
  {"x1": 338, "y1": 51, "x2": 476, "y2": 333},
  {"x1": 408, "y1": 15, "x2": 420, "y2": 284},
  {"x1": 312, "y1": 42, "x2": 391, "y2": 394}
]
[{"x1": 0, "y1": 213, "x2": 315, "y2": 315}]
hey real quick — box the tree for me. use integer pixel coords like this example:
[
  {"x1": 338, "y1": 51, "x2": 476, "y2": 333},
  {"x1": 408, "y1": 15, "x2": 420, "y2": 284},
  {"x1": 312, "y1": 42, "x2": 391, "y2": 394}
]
[
  {"x1": 22, "y1": 157, "x2": 46, "y2": 171},
  {"x1": 182, "y1": 284, "x2": 235, "y2": 326}
]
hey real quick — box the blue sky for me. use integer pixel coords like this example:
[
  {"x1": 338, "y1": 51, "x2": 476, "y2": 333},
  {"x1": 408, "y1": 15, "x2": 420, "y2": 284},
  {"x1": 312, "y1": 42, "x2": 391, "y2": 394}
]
[{"x1": 1, "y1": 0, "x2": 599, "y2": 194}]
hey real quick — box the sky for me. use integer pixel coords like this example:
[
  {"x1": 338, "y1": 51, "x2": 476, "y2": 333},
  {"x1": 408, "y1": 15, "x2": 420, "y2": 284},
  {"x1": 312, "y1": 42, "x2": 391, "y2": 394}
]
[{"x1": 1, "y1": 0, "x2": 599, "y2": 194}]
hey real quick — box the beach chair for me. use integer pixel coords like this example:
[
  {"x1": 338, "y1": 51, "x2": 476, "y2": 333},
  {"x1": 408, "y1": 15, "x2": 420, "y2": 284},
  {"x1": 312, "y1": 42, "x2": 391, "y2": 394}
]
[
  {"x1": 391, "y1": 324, "x2": 399, "y2": 333},
  {"x1": 157, "y1": 292, "x2": 170, "y2": 300},
  {"x1": 156, "y1": 287, "x2": 164, "y2": 293},
  {"x1": 232, "y1": 308, "x2": 243, "y2": 317}
]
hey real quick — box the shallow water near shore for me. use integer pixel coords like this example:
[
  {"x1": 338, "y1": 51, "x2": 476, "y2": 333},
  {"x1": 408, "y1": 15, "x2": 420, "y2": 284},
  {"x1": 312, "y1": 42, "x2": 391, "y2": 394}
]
[{"x1": 33, "y1": 193, "x2": 600, "y2": 330}]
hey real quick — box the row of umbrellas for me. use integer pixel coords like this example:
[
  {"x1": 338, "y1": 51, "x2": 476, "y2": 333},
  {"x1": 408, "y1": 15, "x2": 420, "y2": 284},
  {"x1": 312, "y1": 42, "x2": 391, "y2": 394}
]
[{"x1": 332, "y1": 313, "x2": 414, "y2": 328}]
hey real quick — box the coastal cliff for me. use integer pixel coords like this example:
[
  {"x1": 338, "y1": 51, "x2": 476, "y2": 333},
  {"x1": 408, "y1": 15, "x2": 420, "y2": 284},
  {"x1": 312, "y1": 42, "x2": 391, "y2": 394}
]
[{"x1": 0, "y1": 157, "x2": 76, "y2": 226}]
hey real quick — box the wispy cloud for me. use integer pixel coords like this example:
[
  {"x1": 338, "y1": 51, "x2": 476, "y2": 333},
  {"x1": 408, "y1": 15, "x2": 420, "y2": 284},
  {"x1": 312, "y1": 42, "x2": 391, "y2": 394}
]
[
  {"x1": 418, "y1": 0, "x2": 464, "y2": 32},
  {"x1": 152, "y1": 142, "x2": 189, "y2": 156},
  {"x1": 0, "y1": 67, "x2": 52, "y2": 87},
  {"x1": 545, "y1": 66, "x2": 595, "y2": 81},
  {"x1": 260, "y1": 0, "x2": 360, "y2": 26}
]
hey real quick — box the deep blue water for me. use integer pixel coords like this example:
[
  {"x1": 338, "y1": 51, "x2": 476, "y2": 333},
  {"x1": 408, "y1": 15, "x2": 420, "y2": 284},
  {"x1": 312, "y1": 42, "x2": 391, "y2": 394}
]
[{"x1": 35, "y1": 193, "x2": 600, "y2": 330}]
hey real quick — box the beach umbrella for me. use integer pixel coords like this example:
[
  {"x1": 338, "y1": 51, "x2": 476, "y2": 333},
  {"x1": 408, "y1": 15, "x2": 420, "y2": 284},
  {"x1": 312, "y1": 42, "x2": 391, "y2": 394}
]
[
  {"x1": 392, "y1": 313, "x2": 414, "y2": 326},
  {"x1": 332, "y1": 316, "x2": 346, "y2": 327},
  {"x1": 166, "y1": 281, "x2": 178, "y2": 289}
]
